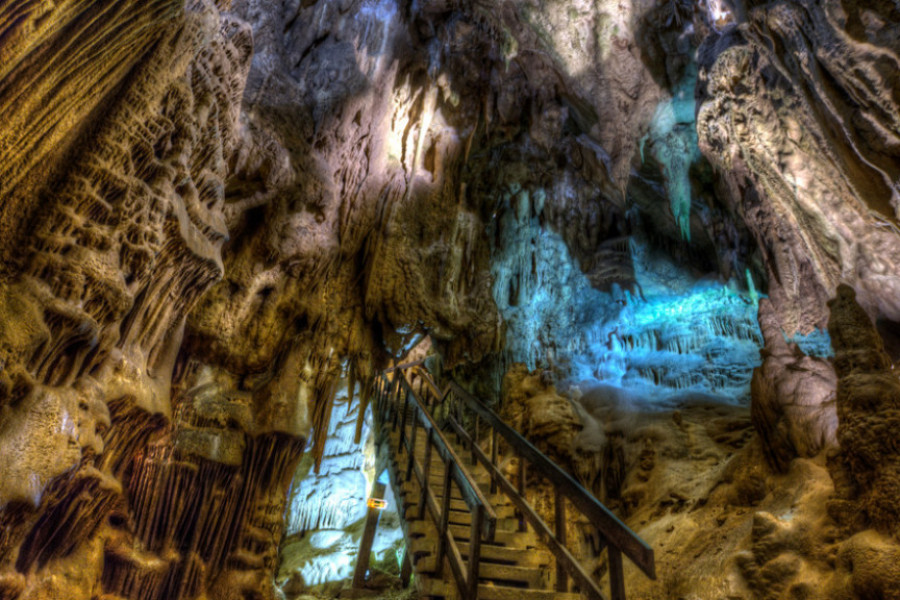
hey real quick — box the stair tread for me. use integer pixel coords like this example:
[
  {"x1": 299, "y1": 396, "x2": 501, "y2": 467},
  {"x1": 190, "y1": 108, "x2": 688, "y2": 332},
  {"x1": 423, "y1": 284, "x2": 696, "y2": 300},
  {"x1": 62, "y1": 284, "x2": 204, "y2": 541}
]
[
  {"x1": 397, "y1": 480, "x2": 512, "y2": 506},
  {"x1": 446, "y1": 524, "x2": 535, "y2": 546},
  {"x1": 407, "y1": 521, "x2": 536, "y2": 547},
  {"x1": 408, "y1": 537, "x2": 552, "y2": 566},
  {"x1": 418, "y1": 578, "x2": 583, "y2": 600},
  {"x1": 391, "y1": 428, "x2": 488, "y2": 457},
  {"x1": 475, "y1": 584, "x2": 584, "y2": 600},
  {"x1": 455, "y1": 542, "x2": 552, "y2": 566},
  {"x1": 403, "y1": 506, "x2": 519, "y2": 528},
  {"x1": 416, "y1": 557, "x2": 552, "y2": 587},
  {"x1": 426, "y1": 471, "x2": 492, "y2": 485}
]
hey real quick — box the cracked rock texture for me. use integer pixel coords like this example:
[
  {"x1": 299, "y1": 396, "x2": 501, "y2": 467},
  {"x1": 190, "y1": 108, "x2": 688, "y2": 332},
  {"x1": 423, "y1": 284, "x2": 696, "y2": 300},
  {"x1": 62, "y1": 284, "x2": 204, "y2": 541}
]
[{"x1": 1, "y1": 0, "x2": 900, "y2": 599}]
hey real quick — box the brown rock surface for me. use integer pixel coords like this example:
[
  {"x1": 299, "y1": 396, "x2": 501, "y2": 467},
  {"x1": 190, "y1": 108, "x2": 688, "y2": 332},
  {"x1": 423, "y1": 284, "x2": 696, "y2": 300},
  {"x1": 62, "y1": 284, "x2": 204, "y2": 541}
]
[
  {"x1": 751, "y1": 299, "x2": 837, "y2": 472},
  {"x1": 827, "y1": 283, "x2": 900, "y2": 539},
  {"x1": 500, "y1": 365, "x2": 582, "y2": 470},
  {"x1": 2, "y1": 0, "x2": 900, "y2": 598}
]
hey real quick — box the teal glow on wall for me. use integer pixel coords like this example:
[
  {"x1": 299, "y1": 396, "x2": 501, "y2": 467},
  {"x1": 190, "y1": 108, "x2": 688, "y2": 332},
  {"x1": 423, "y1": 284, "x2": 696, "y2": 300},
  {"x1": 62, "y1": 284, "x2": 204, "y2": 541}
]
[{"x1": 490, "y1": 188, "x2": 767, "y2": 404}]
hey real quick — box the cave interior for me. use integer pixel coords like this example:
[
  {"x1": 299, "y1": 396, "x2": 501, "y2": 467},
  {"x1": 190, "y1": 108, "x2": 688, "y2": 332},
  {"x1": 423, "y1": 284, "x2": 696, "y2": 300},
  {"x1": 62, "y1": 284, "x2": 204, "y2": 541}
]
[{"x1": 1, "y1": 0, "x2": 900, "y2": 599}]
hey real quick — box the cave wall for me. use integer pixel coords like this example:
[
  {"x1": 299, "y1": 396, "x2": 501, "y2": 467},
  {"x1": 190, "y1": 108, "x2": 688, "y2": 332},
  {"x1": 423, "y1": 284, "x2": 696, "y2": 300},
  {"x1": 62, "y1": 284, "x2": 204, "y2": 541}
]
[
  {"x1": 0, "y1": 0, "x2": 507, "y2": 597},
  {"x1": 1, "y1": 0, "x2": 900, "y2": 599},
  {"x1": 1, "y1": 2, "x2": 260, "y2": 597}
]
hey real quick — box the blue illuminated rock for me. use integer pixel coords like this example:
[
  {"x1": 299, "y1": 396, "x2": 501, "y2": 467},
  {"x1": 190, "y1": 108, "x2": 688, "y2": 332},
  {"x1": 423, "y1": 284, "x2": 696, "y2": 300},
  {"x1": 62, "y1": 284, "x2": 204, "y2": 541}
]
[
  {"x1": 280, "y1": 382, "x2": 404, "y2": 595},
  {"x1": 491, "y1": 188, "x2": 763, "y2": 404}
]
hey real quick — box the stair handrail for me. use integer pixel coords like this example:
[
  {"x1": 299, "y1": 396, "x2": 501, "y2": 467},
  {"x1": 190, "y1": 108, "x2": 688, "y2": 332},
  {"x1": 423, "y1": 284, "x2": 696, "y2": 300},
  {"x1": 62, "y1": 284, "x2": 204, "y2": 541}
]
[
  {"x1": 447, "y1": 379, "x2": 656, "y2": 600},
  {"x1": 373, "y1": 365, "x2": 498, "y2": 600},
  {"x1": 382, "y1": 359, "x2": 427, "y2": 372},
  {"x1": 392, "y1": 372, "x2": 499, "y2": 536},
  {"x1": 383, "y1": 360, "x2": 457, "y2": 430}
]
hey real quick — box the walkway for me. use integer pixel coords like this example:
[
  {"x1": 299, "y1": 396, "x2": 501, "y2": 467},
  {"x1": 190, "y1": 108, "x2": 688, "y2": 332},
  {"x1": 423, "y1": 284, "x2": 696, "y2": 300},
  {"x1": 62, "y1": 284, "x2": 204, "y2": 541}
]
[{"x1": 353, "y1": 361, "x2": 655, "y2": 600}]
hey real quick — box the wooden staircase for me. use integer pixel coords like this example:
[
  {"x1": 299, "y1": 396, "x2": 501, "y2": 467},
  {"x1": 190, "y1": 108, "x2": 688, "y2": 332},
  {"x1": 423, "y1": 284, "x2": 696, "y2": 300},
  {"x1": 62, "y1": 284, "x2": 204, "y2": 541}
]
[
  {"x1": 353, "y1": 361, "x2": 655, "y2": 600},
  {"x1": 390, "y1": 421, "x2": 582, "y2": 600}
]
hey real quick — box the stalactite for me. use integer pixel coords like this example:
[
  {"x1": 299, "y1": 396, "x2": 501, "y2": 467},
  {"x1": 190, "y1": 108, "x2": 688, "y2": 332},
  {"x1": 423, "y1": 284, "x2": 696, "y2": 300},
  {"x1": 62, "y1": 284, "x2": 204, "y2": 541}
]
[
  {"x1": 16, "y1": 464, "x2": 121, "y2": 572},
  {"x1": 107, "y1": 430, "x2": 304, "y2": 598},
  {"x1": 312, "y1": 377, "x2": 338, "y2": 475}
]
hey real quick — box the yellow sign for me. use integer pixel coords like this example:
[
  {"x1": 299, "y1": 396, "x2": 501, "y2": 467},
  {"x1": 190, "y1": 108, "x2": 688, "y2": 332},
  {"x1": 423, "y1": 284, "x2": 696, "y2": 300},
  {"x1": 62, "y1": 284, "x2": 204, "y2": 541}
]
[{"x1": 367, "y1": 498, "x2": 387, "y2": 510}]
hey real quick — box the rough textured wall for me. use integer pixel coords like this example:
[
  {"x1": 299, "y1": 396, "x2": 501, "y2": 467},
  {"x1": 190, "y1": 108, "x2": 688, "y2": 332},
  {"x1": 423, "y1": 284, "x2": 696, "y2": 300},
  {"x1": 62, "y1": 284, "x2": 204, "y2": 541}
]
[
  {"x1": 697, "y1": 1, "x2": 900, "y2": 335},
  {"x1": 0, "y1": 0, "x2": 526, "y2": 596},
  {"x1": 2, "y1": 0, "x2": 900, "y2": 599},
  {"x1": 0, "y1": 2, "x2": 280, "y2": 598},
  {"x1": 0, "y1": 0, "x2": 184, "y2": 263},
  {"x1": 827, "y1": 284, "x2": 900, "y2": 540}
]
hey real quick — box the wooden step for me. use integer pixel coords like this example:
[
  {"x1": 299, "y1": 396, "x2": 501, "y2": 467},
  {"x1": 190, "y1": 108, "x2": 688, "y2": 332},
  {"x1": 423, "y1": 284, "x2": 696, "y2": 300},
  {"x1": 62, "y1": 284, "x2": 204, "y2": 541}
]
[
  {"x1": 398, "y1": 480, "x2": 510, "y2": 506},
  {"x1": 446, "y1": 524, "x2": 535, "y2": 547},
  {"x1": 447, "y1": 503, "x2": 517, "y2": 520},
  {"x1": 416, "y1": 556, "x2": 552, "y2": 587},
  {"x1": 474, "y1": 584, "x2": 583, "y2": 600},
  {"x1": 445, "y1": 497, "x2": 512, "y2": 513},
  {"x1": 400, "y1": 505, "x2": 521, "y2": 536},
  {"x1": 390, "y1": 454, "x2": 494, "y2": 484},
  {"x1": 455, "y1": 541, "x2": 552, "y2": 567},
  {"x1": 408, "y1": 538, "x2": 553, "y2": 568},
  {"x1": 408, "y1": 521, "x2": 535, "y2": 547},
  {"x1": 418, "y1": 577, "x2": 583, "y2": 600},
  {"x1": 427, "y1": 469, "x2": 492, "y2": 486},
  {"x1": 397, "y1": 467, "x2": 500, "y2": 498},
  {"x1": 394, "y1": 482, "x2": 516, "y2": 514},
  {"x1": 406, "y1": 507, "x2": 519, "y2": 531},
  {"x1": 391, "y1": 429, "x2": 491, "y2": 465}
]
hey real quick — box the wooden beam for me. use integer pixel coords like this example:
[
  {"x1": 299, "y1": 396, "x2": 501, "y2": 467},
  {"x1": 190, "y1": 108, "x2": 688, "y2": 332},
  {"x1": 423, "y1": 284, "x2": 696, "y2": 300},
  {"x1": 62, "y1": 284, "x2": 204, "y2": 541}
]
[
  {"x1": 400, "y1": 547, "x2": 413, "y2": 588},
  {"x1": 352, "y1": 479, "x2": 387, "y2": 589},
  {"x1": 609, "y1": 547, "x2": 626, "y2": 600},
  {"x1": 555, "y1": 488, "x2": 568, "y2": 592},
  {"x1": 466, "y1": 503, "x2": 484, "y2": 600}
]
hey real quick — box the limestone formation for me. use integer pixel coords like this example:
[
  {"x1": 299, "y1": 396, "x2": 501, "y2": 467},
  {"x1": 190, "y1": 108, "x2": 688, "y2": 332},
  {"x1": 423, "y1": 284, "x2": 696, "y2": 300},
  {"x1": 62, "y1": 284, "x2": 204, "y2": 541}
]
[
  {"x1": 827, "y1": 284, "x2": 900, "y2": 540},
  {"x1": 751, "y1": 299, "x2": 837, "y2": 472},
  {"x1": 697, "y1": 2, "x2": 900, "y2": 335},
  {"x1": 500, "y1": 365, "x2": 582, "y2": 473},
  {"x1": 1, "y1": 0, "x2": 900, "y2": 599}
]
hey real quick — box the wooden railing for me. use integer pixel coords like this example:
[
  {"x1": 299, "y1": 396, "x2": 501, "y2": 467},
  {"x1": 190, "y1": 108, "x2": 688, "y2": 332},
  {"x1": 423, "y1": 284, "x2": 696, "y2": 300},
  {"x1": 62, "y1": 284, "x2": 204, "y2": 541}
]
[
  {"x1": 361, "y1": 360, "x2": 655, "y2": 600},
  {"x1": 372, "y1": 361, "x2": 498, "y2": 599},
  {"x1": 445, "y1": 380, "x2": 656, "y2": 600}
]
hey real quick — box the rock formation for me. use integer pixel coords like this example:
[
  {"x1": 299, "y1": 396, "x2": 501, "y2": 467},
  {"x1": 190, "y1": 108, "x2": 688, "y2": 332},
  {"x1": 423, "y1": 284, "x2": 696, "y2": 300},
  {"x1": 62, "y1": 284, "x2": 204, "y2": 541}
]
[
  {"x1": 827, "y1": 283, "x2": 900, "y2": 540},
  {"x1": 1, "y1": 0, "x2": 900, "y2": 598},
  {"x1": 696, "y1": 1, "x2": 900, "y2": 334},
  {"x1": 751, "y1": 298, "x2": 837, "y2": 473}
]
